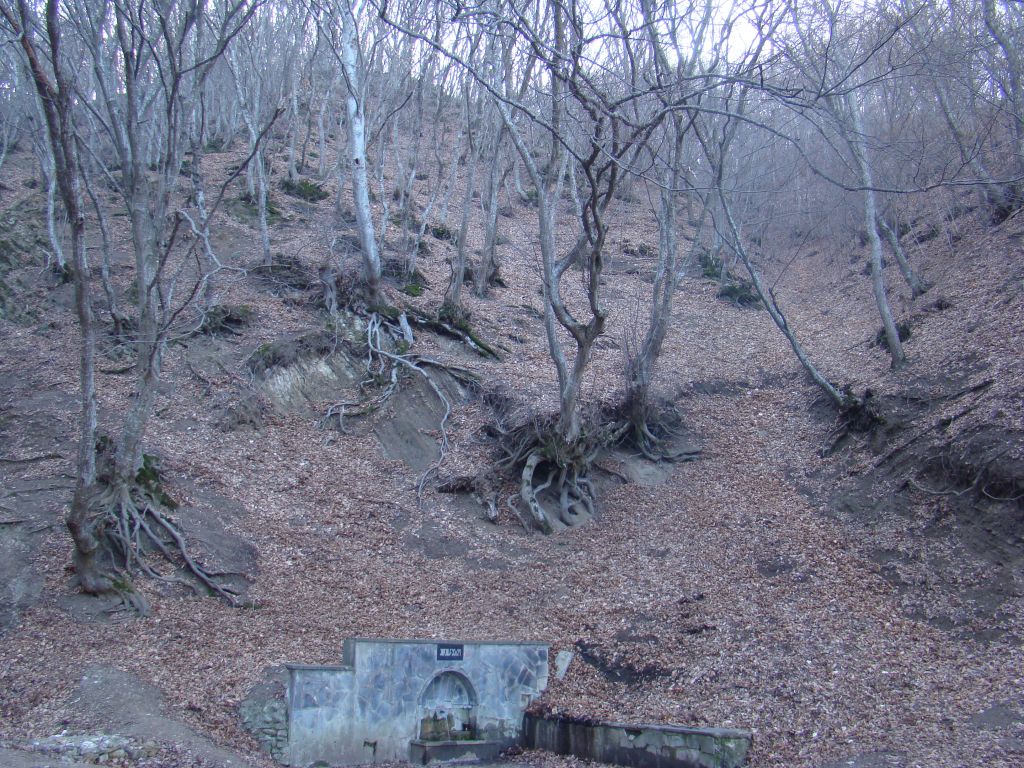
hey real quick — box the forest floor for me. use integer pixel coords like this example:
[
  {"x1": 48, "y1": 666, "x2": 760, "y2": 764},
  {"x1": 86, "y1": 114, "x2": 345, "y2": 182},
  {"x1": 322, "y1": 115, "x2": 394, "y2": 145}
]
[{"x1": 0, "y1": 141, "x2": 1022, "y2": 768}]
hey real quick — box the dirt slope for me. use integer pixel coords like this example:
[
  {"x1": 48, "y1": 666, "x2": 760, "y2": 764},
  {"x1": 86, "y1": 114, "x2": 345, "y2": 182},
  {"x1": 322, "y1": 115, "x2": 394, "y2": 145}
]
[{"x1": 0, "y1": 144, "x2": 1021, "y2": 768}]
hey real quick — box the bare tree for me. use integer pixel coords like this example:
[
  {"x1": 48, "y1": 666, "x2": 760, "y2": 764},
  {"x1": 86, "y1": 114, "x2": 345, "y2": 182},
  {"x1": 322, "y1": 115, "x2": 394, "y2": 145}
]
[
  {"x1": 226, "y1": 6, "x2": 280, "y2": 267},
  {"x1": 317, "y1": 0, "x2": 384, "y2": 303},
  {"x1": 877, "y1": 209, "x2": 930, "y2": 298},
  {"x1": 621, "y1": 0, "x2": 761, "y2": 454},
  {"x1": 1, "y1": 0, "x2": 100, "y2": 591},
  {"x1": 782, "y1": 0, "x2": 909, "y2": 367},
  {"x1": 465, "y1": 0, "x2": 676, "y2": 527},
  {"x1": 442, "y1": 57, "x2": 491, "y2": 317},
  {"x1": 4, "y1": 0, "x2": 262, "y2": 604},
  {"x1": 981, "y1": 0, "x2": 1024, "y2": 197},
  {"x1": 0, "y1": 44, "x2": 28, "y2": 179},
  {"x1": 690, "y1": 82, "x2": 865, "y2": 421},
  {"x1": 474, "y1": 16, "x2": 536, "y2": 296}
]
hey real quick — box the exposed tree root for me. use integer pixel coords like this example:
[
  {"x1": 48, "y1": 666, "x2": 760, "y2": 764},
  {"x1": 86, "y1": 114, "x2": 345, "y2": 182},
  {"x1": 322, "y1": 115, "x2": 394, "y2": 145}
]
[
  {"x1": 440, "y1": 397, "x2": 702, "y2": 532},
  {"x1": 516, "y1": 447, "x2": 599, "y2": 532},
  {"x1": 0, "y1": 452, "x2": 65, "y2": 464},
  {"x1": 481, "y1": 405, "x2": 629, "y2": 532},
  {"x1": 617, "y1": 401, "x2": 702, "y2": 463},
  {"x1": 821, "y1": 390, "x2": 886, "y2": 456},
  {"x1": 70, "y1": 447, "x2": 241, "y2": 612},
  {"x1": 320, "y1": 309, "x2": 479, "y2": 431}
]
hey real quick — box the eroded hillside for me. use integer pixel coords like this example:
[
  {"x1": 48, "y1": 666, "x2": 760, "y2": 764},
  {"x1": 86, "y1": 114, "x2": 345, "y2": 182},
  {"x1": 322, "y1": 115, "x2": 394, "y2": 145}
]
[{"x1": 1, "y1": 132, "x2": 1022, "y2": 768}]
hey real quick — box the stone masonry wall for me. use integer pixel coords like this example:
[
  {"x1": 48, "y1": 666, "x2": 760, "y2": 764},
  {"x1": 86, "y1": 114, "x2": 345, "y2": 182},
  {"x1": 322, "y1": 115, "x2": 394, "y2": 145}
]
[
  {"x1": 287, "y1": 638, "x2": 549, "y2": 767},
  {"x1": 239, "y1": 667, "x2": 289, "y2": 762}
]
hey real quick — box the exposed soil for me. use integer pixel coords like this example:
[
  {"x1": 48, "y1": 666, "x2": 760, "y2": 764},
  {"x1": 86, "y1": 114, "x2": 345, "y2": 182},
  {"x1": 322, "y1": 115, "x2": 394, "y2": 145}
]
[
  {"x1": 374, "y1": 367, "x2": 473, "y2": 472},
  {"x1": 64, "y1": 665, "x2": 252, "y2": 764}
]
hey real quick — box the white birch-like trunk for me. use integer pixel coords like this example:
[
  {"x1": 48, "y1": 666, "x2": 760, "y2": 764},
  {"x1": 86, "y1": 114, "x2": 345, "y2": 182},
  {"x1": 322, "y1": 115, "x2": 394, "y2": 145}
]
[{"x1": 340, "y1": 2, "x2": 381, "y2": 302}]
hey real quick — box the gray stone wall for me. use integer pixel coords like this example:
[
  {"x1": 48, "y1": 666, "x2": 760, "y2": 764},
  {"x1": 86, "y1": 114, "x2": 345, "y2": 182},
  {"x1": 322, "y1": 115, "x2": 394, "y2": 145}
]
[
  {"x1": 239, "y1": 667, "x2": 289, "y2": 762},
  {"x1": 523, "y1": 715, "x2": 751, "y2": 768},
  {"x1": 0, "y1": 733, "x2": 162, "y2": 764},
  {"x1": 287, "y1": 638, "x2": 549, "y2": 767}
]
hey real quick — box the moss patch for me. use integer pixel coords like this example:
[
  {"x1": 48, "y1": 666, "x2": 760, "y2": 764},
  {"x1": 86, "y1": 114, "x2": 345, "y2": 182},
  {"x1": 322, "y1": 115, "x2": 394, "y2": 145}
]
[
  {"x1": 246, "y1": 331, "x2": 338, "y2": 377},
  {"x1": 698, "y1": 250, "x2": 725, "y2": 280},
  {"x1": 400, "y1": 282, "x2": 425, "y2": 297},
  {"x1": 135, "y1": 453, "x2": 179, "y2": 510},
  {"x1": 229, "y1": 192, "x2": 283, "y2": 224},
  {"x1": 430, "y1": 223, "x2": 454, "y2": 241},
  {"x1": 716, "y1": 281, "x2": 762, "y2": 309}
]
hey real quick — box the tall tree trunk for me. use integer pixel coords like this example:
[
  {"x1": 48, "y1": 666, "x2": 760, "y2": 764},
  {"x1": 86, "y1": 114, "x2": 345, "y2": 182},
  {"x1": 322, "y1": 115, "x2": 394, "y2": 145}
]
[
  {"x1": 624, "y1": 123, "x2": 689, "y2": 439},
  {"x1": 3, "y1": 0, "x2": 105, "y2": 590},
  {"x1": 847, "y1": 95, "x2": 905, "y2": 368},
  {"x1": 340, "y1": 3, "x2": 382, "y2": 303},
  {"x1": 982, "y1": 0, "x2": 1024, "y2": 177},
  {"x1": 446, "y1": 88, "x2": 481, "y2": 313},
  {"x1": 189, "y1": 118, "x2": 221, "y2": 307},
  {"x1": 287, "y1": 71, "x2": 300, "y2": 183},
  {"x1": 254, "y1": 149, "x2": 272, "y2": 267},
  {"x1": 932, "y1": 83, "x2": 1012, "y2": 216},
  {"x1": 82, "y1": 166, "x2": 129, "y2": 332},
  {"x1": 114, "y1": 205, "x2": 162, "y2": 480},
  {"x1": 878, "y1": 216, "x2": 929, "y2": 298},
  {"x1": 476, "y1": 122, "x2": 509, "y2": 296}
]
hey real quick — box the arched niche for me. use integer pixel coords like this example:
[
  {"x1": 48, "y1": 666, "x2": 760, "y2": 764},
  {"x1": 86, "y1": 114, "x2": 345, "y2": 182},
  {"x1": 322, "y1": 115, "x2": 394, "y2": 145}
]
[{"x1": 417, "y1": 671, "x2": 478, "y2": 741}]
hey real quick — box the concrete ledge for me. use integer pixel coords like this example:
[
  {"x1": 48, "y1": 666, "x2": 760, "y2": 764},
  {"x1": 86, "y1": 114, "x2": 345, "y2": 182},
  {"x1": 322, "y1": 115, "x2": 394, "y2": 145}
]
[
  {"x1": 283, "y1": 663, "x2": 353, "y2": 672},
  {"x1": 343, "y1": 638, "x2": 547, "y2": 666},
  {"x1": 409, "y1": 739, "x2": 506, "y2": 764},
  {"x1": 523, "y1": 714, "x2": 751, "y2": 768}
]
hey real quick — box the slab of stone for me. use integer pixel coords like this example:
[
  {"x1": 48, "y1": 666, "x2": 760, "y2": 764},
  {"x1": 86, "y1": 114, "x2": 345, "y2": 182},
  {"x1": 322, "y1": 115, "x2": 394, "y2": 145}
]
[
  {"x1": 554, "y1": 650, "x2": 574, "y2": 680},
  {"x1": 409, "y1": 738, "x2": 505, "y2": 765}
]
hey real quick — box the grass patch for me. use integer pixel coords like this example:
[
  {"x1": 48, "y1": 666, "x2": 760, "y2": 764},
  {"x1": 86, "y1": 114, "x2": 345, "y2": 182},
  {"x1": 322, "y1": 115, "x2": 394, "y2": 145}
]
[
  {"x1": 716, "y1": 281, "x2": 762, "y2": 309},
  {"x1": 231, "y1": 192, "x2": 283, "y2": 224},
  {"x1": 281, "y1": 178, "x2": 329, "y2": 202},
  {"x1": 400, "y1": 282, "x2": 424, "y2": 297},
  {"x1": 135, "y1": 453, "x2": 179, "y2": 510},
  {"x1": 430, "y1": 223, "x2": 454, "y2": 241},
  {"x1": 696, "y1": 249, "x2": 762, "y2": 309},
  {"x1": 198, "y1": 304, "x2": 253, "y2": 336},
  {"x1": 698, "y1": 250, "x2": 724, "y2": 280}
]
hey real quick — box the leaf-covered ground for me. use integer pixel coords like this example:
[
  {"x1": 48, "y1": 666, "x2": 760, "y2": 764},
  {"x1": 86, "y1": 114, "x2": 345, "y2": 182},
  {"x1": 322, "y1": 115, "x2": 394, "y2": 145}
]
[{"x1": 0, "y1": 142, "x2": 1021, "y2": 768}]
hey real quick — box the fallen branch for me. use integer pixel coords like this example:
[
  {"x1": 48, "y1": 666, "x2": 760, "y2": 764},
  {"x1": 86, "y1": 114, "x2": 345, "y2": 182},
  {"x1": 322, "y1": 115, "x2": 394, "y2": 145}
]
[
  {"x1": 406, "y1": 308, "x2": 503, "y2": 360},
  {"x1": 0, "y1": 453, "x2": 64, "y2": 464}
]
